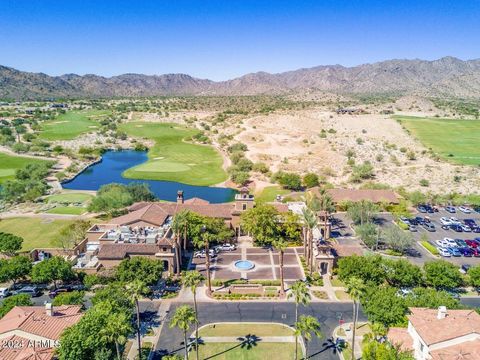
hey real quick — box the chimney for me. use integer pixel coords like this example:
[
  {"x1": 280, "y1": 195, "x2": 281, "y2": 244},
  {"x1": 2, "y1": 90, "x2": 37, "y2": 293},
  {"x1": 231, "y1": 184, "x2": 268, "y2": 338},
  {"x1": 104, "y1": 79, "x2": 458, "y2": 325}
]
[
  {"x1": 45, "y1": 303, "x2": 54, "y2": 317},
  {"x1": 177, "y1": 190, "x2": 184, "y2": 204},
  {"x1": 437, "y1": 306, "x2": 447, "y2": 319}
]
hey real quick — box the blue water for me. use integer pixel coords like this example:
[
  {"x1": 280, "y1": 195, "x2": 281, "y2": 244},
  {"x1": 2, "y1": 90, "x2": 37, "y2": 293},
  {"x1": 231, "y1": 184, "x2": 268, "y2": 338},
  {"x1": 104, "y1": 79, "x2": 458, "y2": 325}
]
[
  {"x1": 234, "y1": 260, "x2": 255, "y2": 270},
  {"x1": 62, "y1": 150, "x2": 236, "y2": 203}
]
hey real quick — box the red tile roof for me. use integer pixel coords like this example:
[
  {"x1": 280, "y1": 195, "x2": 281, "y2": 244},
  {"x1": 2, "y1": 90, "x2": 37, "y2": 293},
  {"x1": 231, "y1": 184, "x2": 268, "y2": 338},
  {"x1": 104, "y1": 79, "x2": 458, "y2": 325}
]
[
  {"x1": 387, "y1": 327, "x2": 414, "y2": 352},
  {"x1": 0, "y1": 305, "x2": 82, "y2": 341},
  {"x1": 408, "y1": 308, "x2": 480, "y2": 346},
  {"x1": 0, "y1": 335, "x2": 55, "y2": 360},
  {"x1": 430, "y1": 339, "x2": 480, "y2": 360}
]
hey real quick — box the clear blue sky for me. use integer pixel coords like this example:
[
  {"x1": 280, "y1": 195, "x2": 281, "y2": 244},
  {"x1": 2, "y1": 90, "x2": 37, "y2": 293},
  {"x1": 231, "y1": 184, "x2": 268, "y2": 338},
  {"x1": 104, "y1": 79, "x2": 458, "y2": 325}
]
[{"x1": 1, "y1": 0, "x2": 479, "y2": 81}]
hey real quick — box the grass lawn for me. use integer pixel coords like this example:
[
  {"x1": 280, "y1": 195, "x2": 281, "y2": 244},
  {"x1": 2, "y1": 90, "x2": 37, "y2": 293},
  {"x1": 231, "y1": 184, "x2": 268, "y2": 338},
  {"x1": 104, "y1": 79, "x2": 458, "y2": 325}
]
[
  {"x1": 199, "y1": 323, "x2": 294, "y2": 337},
  {"x1": 335, "y1": 290, "x2": 351, "y2": 301},
  {"x1": 119, "y1": 122, "x2": 227, "y2": 186},
  {"x1": 45, "y1": 206, "x2": 87, "y2": 215},
  {"x1": 45, "y1": 192, "x2": 93, "y2": 204},
  {"x1": 0, "y1": 152, "x2": 49, "y2": 184},
  {"x1": 196, "y1": 342, "x2": 298, "y2": 360},
  {"x1": 0, "y1": 217, "x2": 75, "y2": 251},
  {"x1": 331, "y1": 277, "x2": 346, "y2": 287},
  {"x1": 39, "y1": 109, "x2": 110, "y2": 140},
  {"x1": 255, "y1": 186, "x2": 291, "y2": 203},
  {"x1": 394, "y1": 115, "x2": 480, "y2": 165}
]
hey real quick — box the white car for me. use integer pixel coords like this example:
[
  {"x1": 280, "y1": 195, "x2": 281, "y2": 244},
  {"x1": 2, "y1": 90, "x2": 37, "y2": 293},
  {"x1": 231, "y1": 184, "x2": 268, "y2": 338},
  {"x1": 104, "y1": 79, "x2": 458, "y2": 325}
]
[
  {"x1": 444, "y1": 238, "x2": 458, "y2": 247},
  {"x1": 435, "y1": 239, "x2": 448, "y2": 247},
  {"x1": 440, "y1": 217, "x2": 453, "y2": 226},
  {"x1": 193, "y1": 251, "x2": 206, "y2": 258},
  {"x1": 449, "y1": 217, "x2": 461, "y2": 225},
  {"x1": 459, "y1": 206, "x2": 472, "y2": 214},
  {"x1": 461, "y1": 225, "x2": 472, "y2": 232},
  {"x1": 219, "y1": 243, "x2": 236, "y2": 251},
  {"x1": 0, "y1": 287, "x2": 10, "y2": 298},
  {"x1": 438, "y1": 247, "x2": 451, "y2": 257}
]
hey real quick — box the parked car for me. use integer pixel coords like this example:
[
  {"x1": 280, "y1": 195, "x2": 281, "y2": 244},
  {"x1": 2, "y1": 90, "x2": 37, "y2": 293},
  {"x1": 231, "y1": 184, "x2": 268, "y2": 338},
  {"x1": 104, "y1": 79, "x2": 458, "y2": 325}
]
[
  {"x1": 409, "y1": 225, "x2": 418, "y2": 232},
  {"x1": 405, "y1": 248, "x2": 421, "y2": 257},
  {"x1": 460, "y1": 247, "x2": 473, "y2": 257},
  {"x1": 417, "y1": 205, "x2": 427, "y2": 213},
  {"x1": 444, "y1": 238, "x2": 458, "y2": 247},
  {"x1": 445, "y1": 206, "x2": 456, "y2": 213},
  {"x1": 440, "y1": 217, "x2": 453, "y2": 226},
  {"x1": 193, "y1": 250, "x2": 205, "y2": 258},
  {"x1": 447, "y1": 247, "x2": 462, "y2": 257},
  {"x1": 461, "y1": 225, "x2": 472, "y2": 232},
  {"x1": 455, "y1": 239, "x2": 468, "y2": 247},
  {"x1": 438, "y1": 248, "x2": 451, "y2": 257},
  {"x1": 219, "y1": 243, "x2": 236, "y2": 251},
  {"x1": 13, "y1": 286, "x2": 41, "y2": 297},
  {"x1": 399, "y1": 217, "x2": 411, "y2": 225},
  {"x1": 449, "y1": 224, "x2": 463, "y2": 232},
  {"x1": 48, "y1": 288, "x2": 70, "y2": 299},
  {"x1": 424, "y1": 205, "x2": 435, "y2": 213},
  {"x1": 466, "y1": 240, "x2": 478, "y2": 248},
  {"x1": 472, "y1": 248, "x2": 480, "y2": 257},
  {"x1": 461, "y1": 264, "x2": 472, "y2": 273},
  {"x1": 422, "y1": 223, "x2": 436, "y2": 232},
  {"x1": 459, "y1": 206, "x2": 472, "y2": 214},
  {"x1": 436, "y1": 239, "x2": 448, "y2": 247},
  {"x1": 0, "y1": 287, "x2": 10, "y2": 298},
  {"x1": 464, "y1": 219, "x2": 477, "y2": 227}
]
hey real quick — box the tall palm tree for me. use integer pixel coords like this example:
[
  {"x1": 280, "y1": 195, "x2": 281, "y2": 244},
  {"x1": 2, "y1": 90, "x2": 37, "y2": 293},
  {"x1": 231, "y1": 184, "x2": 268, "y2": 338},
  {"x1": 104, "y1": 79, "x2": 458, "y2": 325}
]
[
  {"x1": 272, "y1": 237, "x2": 289, "y2": 295},
  {"x1": 99, "y1": 312, "x2": 132, "y2": 360},
  {"x1": 174, "y1": 209, "x2": 190, "y2": 250},
  {"x1": 169, "y1": 305, "x2": 197, "y2": 360},
  {"x1": 345, "y1": 277, "x2": 365, "y2": 360},
  {"x1": 197, "y1": 231, "x2": 215, "y2": 295},
  {"x1": 126, "y1": 280, "x2": 149, "y2": 360},
  {"x1": 172, "y1": 214, "x2": 185, "y2": 274},
  {"x1": 288, "y1": 280, "x2": 311, "y2": 360},
  {"x1": 182, "y1": 271, "x2": 204, "y2": 360},
  {"x1": 296, "y1": 315, "x2": 322, "y2": 359},
  {"x1": 318, "y1": 190, "x2": 335, "y2": 241},
  {"x1": 301, "y1": 208, "x2": 317, "y2": 275}
]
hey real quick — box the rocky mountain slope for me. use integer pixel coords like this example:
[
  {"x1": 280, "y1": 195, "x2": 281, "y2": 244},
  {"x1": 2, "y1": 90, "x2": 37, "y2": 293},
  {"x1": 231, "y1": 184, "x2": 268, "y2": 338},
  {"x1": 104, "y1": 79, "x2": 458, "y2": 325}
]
[{"x1": 1, "y1": 56, "x2": 480, "y2": 99}]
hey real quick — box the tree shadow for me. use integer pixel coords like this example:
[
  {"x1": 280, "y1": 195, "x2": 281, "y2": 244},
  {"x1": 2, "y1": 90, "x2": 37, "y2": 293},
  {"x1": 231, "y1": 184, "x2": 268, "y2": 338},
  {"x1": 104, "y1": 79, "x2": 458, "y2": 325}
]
[
  {"x1": 203, "y1": 334, "x2": 261, "y2": 359},
  {"x1": 307, "y1": 337, "x2": 345, "y2": 358}
]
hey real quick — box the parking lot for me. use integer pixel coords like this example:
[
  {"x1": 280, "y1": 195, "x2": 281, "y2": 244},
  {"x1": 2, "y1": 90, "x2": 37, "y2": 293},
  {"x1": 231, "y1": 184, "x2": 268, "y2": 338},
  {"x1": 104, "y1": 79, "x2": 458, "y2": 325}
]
[{"x1": 405, "y1": 206, "x2": 480, "y2": 266}]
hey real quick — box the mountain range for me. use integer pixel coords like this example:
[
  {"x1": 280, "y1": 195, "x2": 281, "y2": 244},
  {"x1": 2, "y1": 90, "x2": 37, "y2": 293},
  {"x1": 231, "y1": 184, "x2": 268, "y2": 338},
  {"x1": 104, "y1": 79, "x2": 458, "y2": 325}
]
[{"x1": 1, "y1": 56, "x2": 480, "y2": 99}]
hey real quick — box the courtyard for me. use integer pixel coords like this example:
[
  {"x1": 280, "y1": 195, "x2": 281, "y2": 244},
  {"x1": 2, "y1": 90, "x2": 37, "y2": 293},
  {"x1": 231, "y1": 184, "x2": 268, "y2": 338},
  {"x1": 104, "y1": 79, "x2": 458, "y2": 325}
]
[{"x1": 191, "y1": 246, "x2": 306, "y2": 282}]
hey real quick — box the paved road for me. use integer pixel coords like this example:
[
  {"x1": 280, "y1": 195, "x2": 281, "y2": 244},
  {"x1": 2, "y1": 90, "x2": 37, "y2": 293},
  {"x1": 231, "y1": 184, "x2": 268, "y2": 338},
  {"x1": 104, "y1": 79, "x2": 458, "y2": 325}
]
[
  {"x1": 155, "y1": 301, "x2": 365, "y2": 360},
  {"x1": 461, "y1": 297, "x2": 480, "y2": 308}
]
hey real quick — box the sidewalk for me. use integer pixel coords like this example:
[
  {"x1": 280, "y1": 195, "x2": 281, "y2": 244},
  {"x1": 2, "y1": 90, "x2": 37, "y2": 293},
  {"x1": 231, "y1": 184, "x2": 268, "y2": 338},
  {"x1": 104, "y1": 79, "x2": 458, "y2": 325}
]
[{"x1": 127, "y1": 300, "x2": 172, "y2": 360}]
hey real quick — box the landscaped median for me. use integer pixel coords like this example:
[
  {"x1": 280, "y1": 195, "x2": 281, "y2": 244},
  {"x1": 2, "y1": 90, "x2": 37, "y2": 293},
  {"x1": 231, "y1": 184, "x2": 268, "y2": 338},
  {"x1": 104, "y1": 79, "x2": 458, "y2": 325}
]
[
  {"x1": 211, "y1": 279, "x2": 284, "y2": 300},
  {"x1": 194, "y1": 322, "x2": 303, "y2": 360},
  {"x1": 420, "y1": 240, "x2": 439, "y2": 256}
]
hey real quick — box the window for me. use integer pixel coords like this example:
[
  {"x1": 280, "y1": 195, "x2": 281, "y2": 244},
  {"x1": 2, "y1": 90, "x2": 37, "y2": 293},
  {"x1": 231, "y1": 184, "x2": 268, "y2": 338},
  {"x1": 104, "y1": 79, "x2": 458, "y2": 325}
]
[
  {"x1": 242, "y1": 203, "x2": 247, "y2": 210},
  {"x1": 162, "y1": 247, "x2": 167, "y2": 252}
]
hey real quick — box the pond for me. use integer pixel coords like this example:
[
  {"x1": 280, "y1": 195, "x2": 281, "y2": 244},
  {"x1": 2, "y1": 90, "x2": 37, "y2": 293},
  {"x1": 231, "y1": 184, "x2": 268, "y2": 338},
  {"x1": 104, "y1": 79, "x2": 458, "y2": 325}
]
[{"x1": 62, "y1": 150, "x2": 236, "y2": 203}]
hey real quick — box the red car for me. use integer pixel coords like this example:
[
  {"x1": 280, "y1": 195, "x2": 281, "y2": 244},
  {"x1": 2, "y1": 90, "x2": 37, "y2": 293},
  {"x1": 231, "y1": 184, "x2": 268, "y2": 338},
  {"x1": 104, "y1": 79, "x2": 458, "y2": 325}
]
[
  {"x1": 472, "y1": 248, "x2": 480, "y2": 257},
  {"x1": 466, "y1": 240, "x2": 478, "y2": 248}
]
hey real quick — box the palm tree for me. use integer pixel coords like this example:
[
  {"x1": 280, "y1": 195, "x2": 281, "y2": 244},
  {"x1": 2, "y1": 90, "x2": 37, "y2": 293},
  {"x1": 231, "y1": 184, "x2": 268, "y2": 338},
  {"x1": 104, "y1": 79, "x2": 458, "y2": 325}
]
[
  {"x1": 288, "y1": 280, "x2": 311, "y2": 360},
  {"x1": 301, "y1": 207, "x2": 317, "y2": 275},
  {"x1": 170, "y1": 305, "x2": 197, "y2": 360},
  {"x1": 296, "y1": 315, "x2": 322, "y2": 359},
  {"x1": 345, "y1": 277, "x2": 365, "y2": 360},
  {"x1": 126, "y1": 280, "x2": 149, "y2": 360},
  {"x1": 99, "y1": 312, "x2": 132, "y2": 360},
  {"x1": 197, "y1": 230, "x2": 215, "y2": 295},
  {"x1": 174, "y1": 210, "x2": 190, "y2": 250},
  {"x1": 182, "y1": 271, "x2": 204, "y2": 360},
  {"x1": 318, "y1": 189, "x2": 335, "y2": 241},
  {"x1": 172, "y1": 214, "x2": 185, "y2": 274},
  {"x1": 272, "y1": 236, "x2": 289, "y2": 295}
]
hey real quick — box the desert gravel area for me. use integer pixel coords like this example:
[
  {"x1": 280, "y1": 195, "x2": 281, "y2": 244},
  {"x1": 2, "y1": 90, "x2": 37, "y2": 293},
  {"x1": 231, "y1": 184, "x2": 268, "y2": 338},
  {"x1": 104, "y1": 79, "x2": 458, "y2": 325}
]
[{"x1": 235, "y1": 108, "x2": 480, "y2": 193}]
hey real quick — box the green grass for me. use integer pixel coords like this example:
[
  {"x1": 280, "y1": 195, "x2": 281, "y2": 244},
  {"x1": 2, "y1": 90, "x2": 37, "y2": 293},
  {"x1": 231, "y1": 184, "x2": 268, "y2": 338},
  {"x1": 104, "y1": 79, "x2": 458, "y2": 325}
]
[
  {"x1": 45, "y1": 206, "x2": 87, "y2": 215},
  {"x1": 421, "y1": 241, "x2": 439, "y2": 255},
  {"x1": 0, "y1": 217, "x2": 75, "y2": 251},
  {"x1": 119, "y1": 122, "x2": 227, "y2": 186},
  {"x1": 199, "y1": 323, "x2": 294, "y2": 337},
  {"x1": 335, "y1": 290, "x2": 351, "y2": 301},
  {"x1": 394, "y1": 115, "x2": 480, "y2": 165},
  {"x1": 255, "y1": 186, "x2": 291, "y2": 203},
  {"x1": 330, "y1": 277, "x2": 346, "y2": 287},
  {"x1": 0, "y1": 152, "x2": 49, "y2": 184},
  {"x1": 196, "y1": 342, "x2": 298, "y2": 360},
  {"x1": 39, "y1": 109, "x2": 110, "y2": 140},
  {"x1": 45, "y1": 192, "x2": 93, "y2": 204}
]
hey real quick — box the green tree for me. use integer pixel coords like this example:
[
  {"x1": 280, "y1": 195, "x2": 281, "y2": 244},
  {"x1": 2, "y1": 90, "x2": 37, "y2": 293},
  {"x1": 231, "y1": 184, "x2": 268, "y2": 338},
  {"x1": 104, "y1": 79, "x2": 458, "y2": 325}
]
[
  {"x1": 54, "y1": 220, "x2": 91, "y2": 253},
  {"x1": 295, "y1": 315, "x2": 322, "y2": 359},
  {"x1": 99, "y1": 312, "x2": 133, "y2": 360},
  {"x1": 126, "y1": 280, "x2": 149, "y2": 360},
  {"x1": 384, "y1": 259, "x2": 424, "y2": 288},
  {"x1": 240, "y1": 204, "x2": 280, "y2": 245},
  {"x1": 170, "y1": 305, "x2": 197, "y2": 360},
  {"x1": 302, "y1": 173, "x2": 319, "y2": 188},
  {"x1": 337, "y1": 255, "x2": 386, "y2": 285},
  {"x1": 0, "y1": 232, "x2": 23, "y2": 256},
  {"x1": 0, "y1": 294, "x2": 33, "y2": 318},
  {"x1": 362, "y1": 286, "x2": 408, "y2": 327},
  {"x1": 355, "y1": 223, "x2": 378, "y2": 249},
  {"x1": 31, "y1": 256, "x2": 75, "y2": 289},
  {"x1": 424, "y1": 260, "x2": 463, "y2": 290},
  {"x1": 0, "y1": 256, "x2": 32, "y2": 286},
  {"x1": 288, "y1": 280, "x2": 311, "y2": 360},
  {"x1": 182, "y1": 271, "x2": 204, "y2": 360},
  {"x1": 301, "y1": 207, "x2": 317, "y2": 274},
  {"x1": 405, "y1": 288, "x2": 461, "y2": 309},
  {"x1": 346, "y1": 277, "x2": 365, "y2": 360},
  {"x1": 382, "y1": 226, "x2": 414, "y2": 254},
  {"x1": 318, "y1": 189, "x2": 335, "y2": 240},
  {"x1": 347, "y1": 200, "x2": 378, "y2": 225},
  {"x1": 468, "y1": 265, "x2": 480, "y2": 288},
  {"x1": 53, "y1": 291, "x2": 85, "y2": 307},
  {"x1": 278, "y1": 172, "x2": 302, "y2": 190},
  {"x1": 116, "y1": 257, "x2": 163, "y2": 285},
  {"x1": 362, "y1": 338, "x2": 414, "y2": 360}
]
